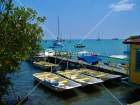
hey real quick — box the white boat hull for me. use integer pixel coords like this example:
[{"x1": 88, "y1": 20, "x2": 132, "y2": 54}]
[
  {"x1": 73, "y1": 69, "x2": 121, "y2": 81},
  {"x1": 57, "y1": 70, "x2": 103, "y2": 87},
  {"x1": 33, "y1": 72, "x2": 81, "y2": 92}
]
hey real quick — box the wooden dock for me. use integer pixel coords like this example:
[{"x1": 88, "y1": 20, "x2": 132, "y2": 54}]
[{"x1": 47, "y1": 56, "x2": 127, "y2": 76}]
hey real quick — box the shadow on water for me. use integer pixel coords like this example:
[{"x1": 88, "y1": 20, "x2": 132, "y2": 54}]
[
  {"x1": 126, "y1": 88, "x2": 140, "y2": 104},
  {"x1": 33, "y1": 81, "x2": 80, "y2": 105},
  {"x1": 34, "y1": 81, "x2": 79, "y2": 99},
  {"x1": 76, "y1": 84, "x2": 101, "y2": 94}
]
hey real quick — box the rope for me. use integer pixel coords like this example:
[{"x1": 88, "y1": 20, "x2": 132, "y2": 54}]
[
  {"x1": 100, "y1": 83, "x2": 123, "y2": 105},
  {"x1": 17, "y1": 80, "x2": 43, "y2": 105},
  {"x1": 15, "y1": 56, "x2": 64, "y2": 105},
  {"x1": 75, "y1": 58, "x2": 123, "y2": 105},
  {"x1": 50, "y1": 57, "x2": 65, "y2": 73}
]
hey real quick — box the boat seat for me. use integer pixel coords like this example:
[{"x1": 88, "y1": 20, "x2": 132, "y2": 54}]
[
  {"x1": 89, "y1": 71, "x2": 97, "y2": 75},
  {"x1": 70, "y1": 74, "x2": 80, "y2": 77},
  {"x1": 58, "y1": 80, "x2": 68, "y2": 84},
  {"x1": 46, "y1": 76, "x2": 59, "y2": 80},
  {"x1": 43, "y1": 64, "x2": 54, "y2": 66},
  {"x1": 35, "y1": 74, "x2": 52, "y2": 78},
  {"x1": 59, "y1": 71, "x2": 74, "y2": 75},
  {"x1": 77, "y1": 69, "x2": 87, "y2": 72},
  {"x1": 95, "y1": 73, "x2": 107, "y2": 77},
  {"x1": 76, "y1": 77, "x2": 90, "y2": 82}
]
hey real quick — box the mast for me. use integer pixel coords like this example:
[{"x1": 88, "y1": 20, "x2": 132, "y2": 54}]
[
  {"x1": 98, "y1": 32, "x2": 99, "y2": 39},
  {"x1": 57, "y1": 16, "x2": 59, "y2": 41},
  {"x1": 70, "y1": 33, "x2": 71, "y2": 41},
  {"x1": 96, "y1": 32, "x2": 100, "y2": 41}
]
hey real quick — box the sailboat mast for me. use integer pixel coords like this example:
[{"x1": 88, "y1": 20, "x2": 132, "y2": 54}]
[
  {"x1": 70, "y1": 33, "x2": 71, "y2": 41},
  {"x1": 57, "y1": 16, "x2": 59, "y2": 40}
]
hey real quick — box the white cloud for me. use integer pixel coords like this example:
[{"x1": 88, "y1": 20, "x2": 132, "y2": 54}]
[{"x1": 109, "y1": 0, "x2": 135, "y2": 11}]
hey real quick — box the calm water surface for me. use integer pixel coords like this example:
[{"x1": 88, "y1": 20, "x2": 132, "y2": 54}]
[{"x1": 6, "y1": 39, "x2": 140, "y2": 105}]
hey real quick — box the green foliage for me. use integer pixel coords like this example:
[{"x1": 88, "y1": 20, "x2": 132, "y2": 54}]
[
  {"x1": 125, "y1": 35, "x2": 140, "y2": 41},
  {"x1": 0, "y1": 0, "x2": 46, "y2": 100}
]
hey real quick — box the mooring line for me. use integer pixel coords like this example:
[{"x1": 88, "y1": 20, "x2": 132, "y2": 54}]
[
  {"x1": 17, "y1": 80, "x2": 43, "y2": 105},
  {"x1": 75, "y1": 58, "x2": 123, "y2": 105},
  {"x1": 50, "y1": 57, "x2": 65, "y2": 73},
  {"x1": 100, "y1": 83, "x2": 123, "y2": 105},
  {"x1": 78, "y1": 0, "x2": 124, "y2": 44},
  {"x1": 16, "y1": 0, "x2": 66, "y2": 47}
]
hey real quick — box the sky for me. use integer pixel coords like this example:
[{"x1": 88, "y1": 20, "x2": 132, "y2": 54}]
[{"x1": 14, "y1": 0, "x2": 140, "y2": 40}]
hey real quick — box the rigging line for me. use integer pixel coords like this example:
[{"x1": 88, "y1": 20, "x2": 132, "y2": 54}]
[
  {"x1": 42, "y1": 26, "x2": 65, "y2": 47},
  {"x1": 17, "y1": 57, "x2": 64, "y2": 104},
  {"x1": 16, "y1": 0, "x2": 59, "y2": 41},
  {"x1": 17, "y1": 80, "x2": 43, "y2": 105},
  {"x1": 76, "y1": 57, "x2": 122, "y2": 104},
  {"x1": 100, "y1": 83, "x2": 123, "y2": 105},
  {"x1": 42, "y1": 25, "x2": 57, "y2": 40},
  {"x1": 50, "y1": 57, "x2": 64, "y2": 73},
  {"x1": 78, "y1": 0, "x2": 123, "y2": 44}
]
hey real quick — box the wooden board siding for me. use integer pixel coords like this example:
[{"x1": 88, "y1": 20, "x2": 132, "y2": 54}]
[{"x1": 130, "y1": 44, "x2": 140, "y2": 85}]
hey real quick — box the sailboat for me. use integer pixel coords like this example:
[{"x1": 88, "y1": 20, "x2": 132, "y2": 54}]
[
  {"x1": 69, "y1": 33, "x2": 72, "y2": 43},
  {"x1": 96, "y1": 32, "x2": 100, "y2": 41},
  {"x1": 53, "y1": 16, "x2": 62, "y2": 46}
]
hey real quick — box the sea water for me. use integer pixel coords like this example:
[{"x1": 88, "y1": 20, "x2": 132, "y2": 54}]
[
  {"x1": 41, "y1": 39, "x2": 127, "y2": 56},
  {"x1": 6, "y1": 39, "x2": 140, "y2": 105}
]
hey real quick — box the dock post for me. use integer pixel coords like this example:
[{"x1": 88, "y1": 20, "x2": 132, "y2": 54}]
[
  {"x1": 126, "y1": 63, "x2": 128, "y2": 75},
  {"x1": 111, "y1": 59, "x2": 114, "y2": 71},
  {"x1": 76, "y1": 54, "x2": 78, "y2": 63},
  {"x1": 61, "y1": 52, "x2": 64, "y2": 59},
  {"x1": 55, "y1": 51, "x2": 57, "y2": 64},
  {"x1": 18, "y1": 96, "x2": 20, "y2": 102},
  {"x1": 66, "y1": 53, "x2": 69, "y2": 69},
  {"x1": 98, "y1": 61, "x2": 100, "y2": 67}
]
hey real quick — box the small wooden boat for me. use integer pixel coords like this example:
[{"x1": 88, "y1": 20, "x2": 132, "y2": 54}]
[
  {"x1": 33, "y1": 72, "x2": 81, "y2": 92},
  {"x1": 73, "y1": 69, "x2": 121, "y2": 81},
  {"x1": 57, "y1": 70, "x2": 103, "y2": 87},
  {"x1": 33, "y1": 61, "x2": 59, "y2": 69}
]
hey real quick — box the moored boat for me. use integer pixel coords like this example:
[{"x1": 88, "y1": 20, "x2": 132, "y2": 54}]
[
  {"x1": 74, "y1": 44, "x2": 85, "y2": 48},
  {"x1": 73, "y1": 69, "x2": 121, "y2": 81},
  {"x1": 53, "y1": 40, "x2": 62, "y2": 46},
  {"x1": 57, "y1": 70, "x2": 103, "y2": 87},
  {"x1": 33, "y1": 61, "x2": 59, "y2": 70},
  {"x1": 77, "y1": 50, "x2": 93, "y2": 55},
  {"x1": 45, "y1": 49, "x2": 55, "y2": 56},
  {"x1": 53, "y1": 16, "x2": 62, "y2": 46},
  {"x1": 33, "y1": 72, "x2": 81, "y2": 92}
]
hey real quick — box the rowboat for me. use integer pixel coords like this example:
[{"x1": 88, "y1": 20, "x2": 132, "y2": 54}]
[
  {"x1": 33, "y1": 72, "x2": 81, "y2": 92},
  {"x1": 57, "y1": 70, "x2": 103, "y2": 87},
  {"x1": 33, "y1": 61, "x2": 59, "y2": 70},
  {"x1": 73, "y1": 69, "x2": 121, "y2": 81}
]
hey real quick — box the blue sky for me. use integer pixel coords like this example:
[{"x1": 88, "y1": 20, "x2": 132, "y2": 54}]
[{"x1": 15, "y1": 0, "x2": 140, "y2": 40}]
